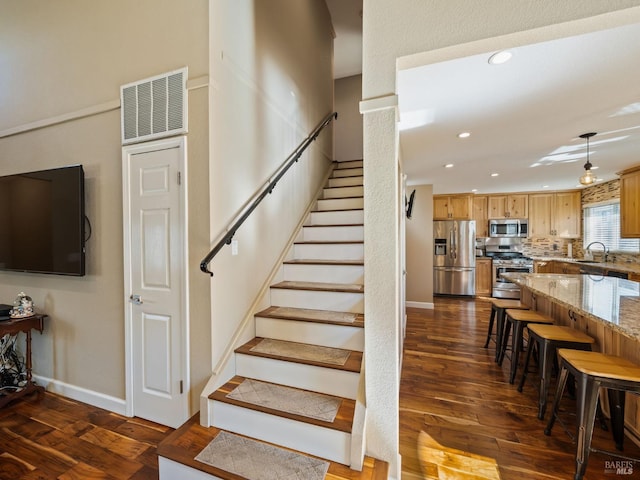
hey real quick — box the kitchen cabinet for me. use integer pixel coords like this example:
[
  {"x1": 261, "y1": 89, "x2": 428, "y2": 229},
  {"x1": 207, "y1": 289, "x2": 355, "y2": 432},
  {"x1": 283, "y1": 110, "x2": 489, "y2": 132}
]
[
  {"x1": 554, "y1": 261, "x2": 581, "y2": 274},
  {"x1": 433, "y1": 195, "x2": 472, "y2": 220},
  {"x1": 629, "y1": 272, "x2": 640, "y2": 282},
  {"x1": 472, "y1": 196, "x2": 489, "y2": 237},
  {"x1": 528, "y1": 191, "x2": 581, "y2": 238},
  {"x1": 488, "y1": 194, "x2": 528, "y2": 219},
  {"x1": 534, "y1": 260, "x2": 554, "y2": 273},
  {"x1": 475, "y1": 258, "x2": 492, "y2": 296},
  {"x1": 619, "y1": 165, "x2": 640, "y2": 238}
]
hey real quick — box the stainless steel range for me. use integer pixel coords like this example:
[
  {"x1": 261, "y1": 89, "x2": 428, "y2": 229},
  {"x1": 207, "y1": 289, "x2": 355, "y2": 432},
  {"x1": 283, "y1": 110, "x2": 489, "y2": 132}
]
[{"x1": 485, "y1": 238, "x2": 533, "y2": 299}]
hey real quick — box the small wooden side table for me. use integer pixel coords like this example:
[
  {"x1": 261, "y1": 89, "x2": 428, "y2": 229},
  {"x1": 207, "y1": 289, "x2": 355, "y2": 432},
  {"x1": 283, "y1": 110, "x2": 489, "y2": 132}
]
[{"x1": 0, "y1": 314, "x2": 47, "y2": 408}]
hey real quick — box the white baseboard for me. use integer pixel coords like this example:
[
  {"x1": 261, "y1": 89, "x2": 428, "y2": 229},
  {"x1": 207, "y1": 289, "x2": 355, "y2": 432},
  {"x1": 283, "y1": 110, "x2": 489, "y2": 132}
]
[
  {"x1": 406, "y1": 301, "x2": 434, "y2": 309},
  {"x1": 34, "y1": 374, "x2": 127, "y2": 415}
]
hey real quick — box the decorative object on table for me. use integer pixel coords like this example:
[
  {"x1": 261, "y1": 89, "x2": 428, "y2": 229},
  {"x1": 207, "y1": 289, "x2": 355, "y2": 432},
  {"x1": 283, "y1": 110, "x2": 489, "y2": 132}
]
[{"x1": 9, "y1": 292, "x2": 34, "y2": 319}]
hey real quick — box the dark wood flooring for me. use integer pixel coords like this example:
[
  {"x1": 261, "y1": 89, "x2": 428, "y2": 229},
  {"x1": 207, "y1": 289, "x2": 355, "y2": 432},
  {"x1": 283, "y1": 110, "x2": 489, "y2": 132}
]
[
  {"x1": 3, "y1": 296, "x2": 640, "y2": 479},
  {"x1": 401, "y1": 297, "x2": 640, "y2": 479}
]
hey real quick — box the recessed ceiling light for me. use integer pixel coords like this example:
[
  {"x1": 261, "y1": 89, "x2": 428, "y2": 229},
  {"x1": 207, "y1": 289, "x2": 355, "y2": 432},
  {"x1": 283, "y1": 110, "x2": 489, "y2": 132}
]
[
  {"x1": 543, "y1": 185, "x2": 550, "y2": 189},
  {"x1": 444, "y1": 163, "x2": 454, "y2": 168},
  {"x1": 491, "y1": 173, "x2": 499, "y2": 177},
  {"x1": 457, "y1": 132, "x2": 471, "y2": 138},
  {"x1": 488, "y1": 50, "x2": 512, "y2": 65},
  {"x1": 471, "y1": 189, "x2": 478, "y2": 193}
]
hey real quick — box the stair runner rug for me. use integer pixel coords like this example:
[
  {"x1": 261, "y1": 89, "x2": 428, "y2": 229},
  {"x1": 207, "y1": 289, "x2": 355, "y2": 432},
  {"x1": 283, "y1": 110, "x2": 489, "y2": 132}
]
[
  {"x1": 250, "y1": 338, "x2": 350, "y2": 366},
  {"x1": 270, "y1": 306, "x2": 357, "y2": 323},
  {"x1": 195, "y1": 431, "x2": 329, "y2": 480},
  {"x1": 226, "y1": 378, "x2": 341, "y2": 422}
]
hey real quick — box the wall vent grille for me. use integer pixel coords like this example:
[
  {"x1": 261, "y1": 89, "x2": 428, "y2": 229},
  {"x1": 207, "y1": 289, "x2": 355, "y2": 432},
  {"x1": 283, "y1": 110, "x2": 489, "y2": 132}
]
[{"x1": 121, "y1": 67, "x2": 187, "y2": 145}]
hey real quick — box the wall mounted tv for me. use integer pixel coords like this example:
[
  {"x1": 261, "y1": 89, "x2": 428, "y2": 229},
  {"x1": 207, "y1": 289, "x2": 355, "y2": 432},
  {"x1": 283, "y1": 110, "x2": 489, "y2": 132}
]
[{"x1": 0, "y1": 165, "x2": 86, "y2": 276}]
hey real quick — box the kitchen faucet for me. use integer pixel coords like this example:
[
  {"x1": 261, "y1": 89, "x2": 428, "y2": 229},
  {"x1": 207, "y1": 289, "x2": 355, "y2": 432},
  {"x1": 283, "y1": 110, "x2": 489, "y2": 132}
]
[{"x1": 585, "y1": 241, "x2": 609, "y2": 262}]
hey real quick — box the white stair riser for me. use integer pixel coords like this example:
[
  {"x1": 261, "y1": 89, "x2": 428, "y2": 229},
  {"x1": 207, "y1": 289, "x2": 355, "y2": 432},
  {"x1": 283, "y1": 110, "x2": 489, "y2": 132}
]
[
  {"x1": 271, "y1": 288, "x2": 364, "y2": 313},
  {"x1": 159, "y1": 457, "x2": 221, "y2": 480},
  {"x1": 307, "y1": 209, "x2": 364, "y2": 225},
  {"x1": 256, "y1": 316, "x2": 364, "y2": 351},
  {"x1": 302, "y1": 225, "x2": 364, "y2": 242},
  {"x1": 317, "y1": 197, "x2": 364, "y2": 211},
  {"x1": 283, "y1": 263, "x2": 364, "y2": 284},
  {"x1": 332, "y1": 167, "x2": 363, "y2": 178},
  {"x1": 323, "y1": 186, "x2": 364, "y2": 199},
  {"x1": 294, "y1": 243, "x2": 363, "y2": 260},
  {"x1": 235, "y1": 354, "x2": 359, "y2": 399},
  {"x1": 336, "y1": 160, "x2": 363, "y2": 170},
  {"x1": 211, "y1": 402, "x2": 351, "y2": 465},
  {"x1": 328, "y1": 176, "x2": 363, "y2": 188}
]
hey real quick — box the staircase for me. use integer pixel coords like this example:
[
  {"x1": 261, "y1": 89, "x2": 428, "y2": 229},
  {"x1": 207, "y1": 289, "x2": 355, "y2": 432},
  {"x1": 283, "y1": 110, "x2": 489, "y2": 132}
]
[{"x1": 158, "y1": 160, "x2": 388, "y2": 479}]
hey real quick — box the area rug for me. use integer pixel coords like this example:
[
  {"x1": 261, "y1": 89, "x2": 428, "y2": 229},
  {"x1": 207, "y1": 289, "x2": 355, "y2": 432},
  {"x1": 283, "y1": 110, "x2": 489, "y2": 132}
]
[
  {"x1": 195, "y1": 431, "x2": 329, "y2": 480},
  {"x1": 270, "y1": 306, "x2": 357, "y2": 324},
  {"x1": 250, "y1": 338, "x2": 350, "y2": 365},
  {"x1": 226, "y1": 378, "x2": 341, "y2": 422}
]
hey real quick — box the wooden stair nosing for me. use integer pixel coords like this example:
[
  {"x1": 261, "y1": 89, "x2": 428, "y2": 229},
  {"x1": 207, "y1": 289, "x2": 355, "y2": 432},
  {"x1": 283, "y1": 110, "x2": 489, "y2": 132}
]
[
  {"x1": 209, "y1": 375, "x2": 355, "y2": 433},
  {"x1": 303, "y1": 223, "x2": 364, "y2": 228},
  {"x1": 284, "y1": 258, "x2": 364, "y2": 266},
  {"x1": 158, "y1": 416, "x2": 389, "y2": 480},
  {"x1": 271, "y1": 280, "x2": 364, "y2": 294},
  {"x1": 256, "y1": 306, "x2": 365, "y2": 328},
  {"x1": 295, "y1": 240, "x2": 364, "y2": 245},
  {"x1": 311, "y1": 207, "x2": 364, "y2": 214},
  {"x1": 330, "y1": 174, "x2": 364, "y2": 180},
  {"x1": 320, "y1": 195, "x2": 364, "y2": 201},
  {"x1": 236, "y1": 337, "x2": 362, "y2": 373},
  {"x1": 324, "y1": 185, "x2": 364, "y2": 191}
]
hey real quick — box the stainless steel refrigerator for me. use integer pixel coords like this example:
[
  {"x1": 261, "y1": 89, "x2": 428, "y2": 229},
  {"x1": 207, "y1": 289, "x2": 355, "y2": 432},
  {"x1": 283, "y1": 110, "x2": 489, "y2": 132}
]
[{"x1": 434, "y1": 220, "x2": 476, "y2": 295}]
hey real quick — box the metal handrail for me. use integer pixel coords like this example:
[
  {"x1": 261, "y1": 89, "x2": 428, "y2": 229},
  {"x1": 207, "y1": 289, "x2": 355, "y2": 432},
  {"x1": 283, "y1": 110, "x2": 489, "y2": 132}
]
[{"x1": 200, "y1": 111, "x2": 338, "y2": 276}]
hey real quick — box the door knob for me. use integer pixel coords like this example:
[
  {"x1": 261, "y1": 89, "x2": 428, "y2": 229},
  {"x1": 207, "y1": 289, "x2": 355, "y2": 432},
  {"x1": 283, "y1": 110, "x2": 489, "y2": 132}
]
[{"x1": 129, "y1": 294, "x2": 143, "y2": 305}]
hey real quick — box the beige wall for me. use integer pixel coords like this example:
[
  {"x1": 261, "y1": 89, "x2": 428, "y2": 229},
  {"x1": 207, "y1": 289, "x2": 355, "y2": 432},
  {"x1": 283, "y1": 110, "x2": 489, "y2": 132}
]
[
  {"x1": 405, "y1": 184, "x2": 433, "y2": 305},
  {"x1": 0, "y1": 0, "x2": 210, "y2": 414},
  {"x1": 362, "y1": 1, "x2": 640, "y2": 477},
  {"x1": 334, "y1": 75, "x2": 363, "y2": 162},
  {"x1": 206, "y1": 1, "x2": 334, "y2": 375}
]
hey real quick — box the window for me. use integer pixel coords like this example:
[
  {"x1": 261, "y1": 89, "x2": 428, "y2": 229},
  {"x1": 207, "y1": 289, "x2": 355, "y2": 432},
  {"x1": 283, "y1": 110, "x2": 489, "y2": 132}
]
[{"x1": 583, "y1": 200, "x2": 640, "y2": 253}]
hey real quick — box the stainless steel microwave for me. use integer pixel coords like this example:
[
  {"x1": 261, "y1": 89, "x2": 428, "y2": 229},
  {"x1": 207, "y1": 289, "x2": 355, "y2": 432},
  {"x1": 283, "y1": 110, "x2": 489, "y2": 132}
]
[{"x1": 489, "y1": 218, "x2": 528, "y2": 238}]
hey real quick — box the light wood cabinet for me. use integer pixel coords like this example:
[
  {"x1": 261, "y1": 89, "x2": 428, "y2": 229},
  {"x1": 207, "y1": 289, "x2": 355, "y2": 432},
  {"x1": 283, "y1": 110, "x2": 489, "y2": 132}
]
[
  {"x1": 628, "y1": 272, "x2": 640, "y2": 282},
  {"x1": 488, "y1": 194, "x2": 528, "y2": 219},
  {"x1": 433, "y1": 195, "x2": 472, "y2": 220},
  {"x1": 619, "y1": 165, "x2": 640, "y2": 238},
  {"x1": 534, "y1": 260, "x2": 554, "y2": 273},
  {"x1": 528, "y1": 191, "x2": 581, "y2": 238},
  {"x1": 475, "y1": 258, "x2": 492, "y2": 297},
  {"x1": 553, "y1": 261, "x2": 581, "y2": 274},
  {"x1": 472, "y1": 196, "x2": 488, "y2": 237}
]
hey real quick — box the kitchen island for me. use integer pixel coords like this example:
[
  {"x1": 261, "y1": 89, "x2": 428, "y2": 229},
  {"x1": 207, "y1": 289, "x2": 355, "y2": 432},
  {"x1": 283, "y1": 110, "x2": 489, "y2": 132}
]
[{"x1": 503, "y1": 272, "x2": 640, "y2": 441}]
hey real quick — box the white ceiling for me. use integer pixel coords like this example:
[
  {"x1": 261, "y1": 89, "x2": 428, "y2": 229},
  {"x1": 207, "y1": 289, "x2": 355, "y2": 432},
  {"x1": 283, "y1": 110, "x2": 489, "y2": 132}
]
[
  {"x1": 325, "y1": 3, "x2": 640, "y2": 196},
  {"x1": 398, "y1": 22, "x2": 640, "y2": 194}
]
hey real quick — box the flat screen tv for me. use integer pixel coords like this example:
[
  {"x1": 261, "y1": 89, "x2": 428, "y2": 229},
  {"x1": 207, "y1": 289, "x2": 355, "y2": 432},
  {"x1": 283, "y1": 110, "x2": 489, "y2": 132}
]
[{"x1": 0, "y1": 165, "x2": 85, "y2": 276}]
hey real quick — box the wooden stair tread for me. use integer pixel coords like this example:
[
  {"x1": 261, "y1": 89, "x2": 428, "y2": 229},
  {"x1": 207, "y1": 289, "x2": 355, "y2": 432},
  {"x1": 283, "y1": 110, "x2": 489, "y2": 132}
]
[
  {"x1": 256, "y1": 306, "x2": 365, "y2": 327},
  {"x1": 311, "y1": 207, "x2": 364, "y2": 213},
  {"x1": 236, "y1": 337, "x2": 363, "y2": 372},
  {"x1": 158, "y1": 416, "x2": 388, "y2": 479},
  {"x1": 320, "y1": 195, "x2": 364, "y2": 200},
  {"x1": 295, "y1": 240, "x2": 364, "y2": 245},
  {"x1": 303, "y1": 223, "x2": 364, "y2": 228},
  {"x1": 271, "y1": 280, "x2": 364, "y2": 294},
  {"x1": 284, "y1": 258, "x2": 364, "y2": 266},
  {"x1": 209, "y1": 375, "x2": 355, "y2": 433}
]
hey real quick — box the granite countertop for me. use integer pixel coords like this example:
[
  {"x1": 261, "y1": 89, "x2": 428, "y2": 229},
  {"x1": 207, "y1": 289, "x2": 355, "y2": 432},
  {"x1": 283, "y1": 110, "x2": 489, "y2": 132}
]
[
  {"x1": 530, "y1": 257, "x2": 640, "y2": 275},
  {"x1": 503, "y1": 272, "x2": 640, "y2": 341}
]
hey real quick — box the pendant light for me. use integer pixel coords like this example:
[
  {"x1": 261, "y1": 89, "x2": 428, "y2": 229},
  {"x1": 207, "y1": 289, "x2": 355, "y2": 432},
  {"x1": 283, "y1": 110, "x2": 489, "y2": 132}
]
[{"x1": 579, "y1": 132, "x2": 597, "y2": 186}]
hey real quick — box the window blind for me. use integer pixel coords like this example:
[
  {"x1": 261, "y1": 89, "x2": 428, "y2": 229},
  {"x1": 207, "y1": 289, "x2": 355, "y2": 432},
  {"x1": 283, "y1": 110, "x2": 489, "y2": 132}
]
[{"x1": 583, "y1": 201, "x2": 640, "y2": 253}]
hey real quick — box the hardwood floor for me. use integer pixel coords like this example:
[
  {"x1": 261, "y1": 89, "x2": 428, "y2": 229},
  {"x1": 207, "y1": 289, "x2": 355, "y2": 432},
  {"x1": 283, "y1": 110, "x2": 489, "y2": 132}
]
[
  {"x1": 0, "y1": 392, "x2": 169, "y2": 479},
  {"x1": 401, "y1": 297, "x2": 640, "y2": 479},
  {"x1": 3, "y1": 296, "x2": 640, "y2": 479}
]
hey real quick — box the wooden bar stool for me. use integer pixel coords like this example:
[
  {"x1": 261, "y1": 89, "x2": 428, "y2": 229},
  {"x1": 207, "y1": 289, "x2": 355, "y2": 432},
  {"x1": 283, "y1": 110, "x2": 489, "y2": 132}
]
[
  {"x1": 545, "y1": 349, "x2": 640, "y2": 480},
  {"x1": 483, "y1": 298, "x2": 528, "y2": 362},
  {"x1": 517, "y1": 325, "x2": 595, "y2": 419},
  {"x1": 498, "y1": 309, "x2": 553, "y2": 384}
]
